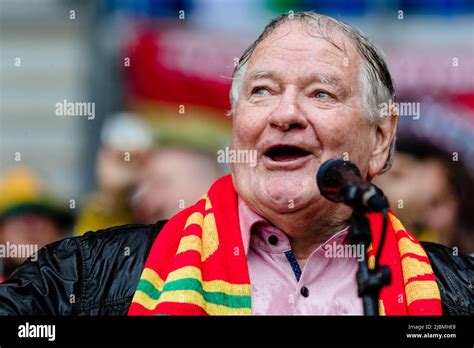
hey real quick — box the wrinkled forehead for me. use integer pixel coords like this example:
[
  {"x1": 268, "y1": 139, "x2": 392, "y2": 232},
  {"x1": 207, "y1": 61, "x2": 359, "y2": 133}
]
[{"x1": 246, "y1": 20, "x2": 362, "y2": 80}]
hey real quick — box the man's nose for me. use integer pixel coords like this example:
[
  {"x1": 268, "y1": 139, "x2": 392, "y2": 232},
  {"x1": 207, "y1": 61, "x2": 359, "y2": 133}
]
[{"x1": 268, "y1": 90, "x2": 308, "y2": 131}]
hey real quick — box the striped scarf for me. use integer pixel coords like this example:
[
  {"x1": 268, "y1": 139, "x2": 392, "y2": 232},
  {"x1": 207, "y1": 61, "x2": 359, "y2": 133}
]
[{"x1": 128, "y1": 174, "x2": 442, "y2": 315}]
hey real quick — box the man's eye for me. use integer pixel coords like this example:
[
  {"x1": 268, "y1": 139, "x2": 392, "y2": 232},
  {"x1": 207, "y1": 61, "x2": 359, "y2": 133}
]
[
  {"x1": 314, "y1": 91, "x2": 333, "y2": 99},
  {"x1": 251, "y1": 87, "x2": 270, "y2": 96}
]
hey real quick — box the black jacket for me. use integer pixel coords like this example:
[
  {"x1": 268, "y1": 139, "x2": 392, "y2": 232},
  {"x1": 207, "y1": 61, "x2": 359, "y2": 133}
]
[{"x1": 0, "y1": 221, "x2": 472, "y2": 315}]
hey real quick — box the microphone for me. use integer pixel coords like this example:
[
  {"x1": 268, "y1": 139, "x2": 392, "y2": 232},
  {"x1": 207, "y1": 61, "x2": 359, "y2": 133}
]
[{"x1": 316, "y1": 159, "x2": 389, "y2": 212}]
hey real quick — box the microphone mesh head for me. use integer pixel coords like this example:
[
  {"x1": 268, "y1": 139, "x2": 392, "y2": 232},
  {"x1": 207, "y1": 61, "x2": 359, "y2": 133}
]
[{"x1": 316, "y1": 159, "x2": 361, "y2": 203}]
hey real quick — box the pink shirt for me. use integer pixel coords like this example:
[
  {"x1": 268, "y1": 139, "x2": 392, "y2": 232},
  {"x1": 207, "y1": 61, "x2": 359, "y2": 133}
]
[{"x1": 238, "y1": 197, "x2": 363, "y2": 315}]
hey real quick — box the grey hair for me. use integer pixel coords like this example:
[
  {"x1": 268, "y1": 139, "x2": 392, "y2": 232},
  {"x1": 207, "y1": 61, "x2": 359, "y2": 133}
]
[{"x1": 229, "y1": 11, "x2": 397, "y2": 174}]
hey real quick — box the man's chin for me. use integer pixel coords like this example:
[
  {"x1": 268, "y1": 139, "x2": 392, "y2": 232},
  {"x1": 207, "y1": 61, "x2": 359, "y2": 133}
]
[
  {"x1": 258, "y1": 181, "x2": 316, "y2": 214},
  {"x1": 233, "y1": 167, "x2": 318, "y2": 214}
]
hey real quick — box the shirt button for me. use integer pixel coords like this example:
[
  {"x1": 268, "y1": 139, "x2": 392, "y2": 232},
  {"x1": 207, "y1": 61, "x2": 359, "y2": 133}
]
[
  {"x1": 268, "y1": 235, "x2": 278, "y2": 245},
  {"x1": 300, "y1": 286, "x2": 309, "y2": 298}
]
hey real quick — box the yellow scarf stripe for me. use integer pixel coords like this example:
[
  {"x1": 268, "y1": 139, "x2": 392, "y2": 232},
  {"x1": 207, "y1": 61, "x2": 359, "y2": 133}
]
[
  {"x1": 378, "y1": 300, "x2": 386, "y2": 315},
  {"x1": 401, "y1": 256, "x2": 434, "y2": 283},
  {"x1": 134, "y1": 289, "x2": 251, "y2": 315},
  {"x1": 141, "y1": 268, "x2": 165, "y2": 290},
  {"x1": 177, "y1": 235, "x2": 201, "y2": 255},
  {"x1": 133, "y1": 290, "x2": 161, "y2": 310},
  {"x1": 205, "y1": 196, "x2": 212, "y2": 210},
  {"x1": 389, "y1": 212, "x2": 404, "y2": 232},
  {"x1": 179, "y1": 212, "x2": 219, "y2": 261},
  {"x1": 388, "y1": 213, "x2": 441, "y2": 308},
  {"x1": 398, "y1": 237, "x2": 427, "y2": 258},
  {"x1": 199, "y1": 194, "x2": 213, "y2": 211},
  {"x1": 391, "y1": 213, "x2": 427, "y2": 256},
  {"x1": 184, "y1": 212, "x2": 204, "y2": 229},
  {"x1": 390, "y1": 214, "x2": 427, "y2": 258},
  {"x1": 368, "y1": 254, "x2": 375, "y2": 270},
  {"x1": 201, "y1": 213, "x2": 218, "y2": 260},
  {"x1": 405, "y1": 280, "x2": 441, "y2": 306},
  {"x1": 140, "y1": 266, "x2": 251, "y2": 296}
]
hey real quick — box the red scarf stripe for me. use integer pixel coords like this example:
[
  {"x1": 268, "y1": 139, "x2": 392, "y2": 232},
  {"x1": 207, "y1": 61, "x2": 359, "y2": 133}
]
[
  {"x1": 156, "y1": 302, "x2": 209, "y2": 316},
  {"x1": 409, "y1": 298, "x2": 444, "y2": 315},
  {"x1": 171, "y1": 251, "x2": 203, "y2": 269},
  {"x1": 400, "y1": 252, "x2": 431, "y2": 263},
  {"x1": 180, "y1": 225, "x2": 204, "y2": 238},
  {"x1": 405, "y1": 273, "x2": 440, "y2": 283}
]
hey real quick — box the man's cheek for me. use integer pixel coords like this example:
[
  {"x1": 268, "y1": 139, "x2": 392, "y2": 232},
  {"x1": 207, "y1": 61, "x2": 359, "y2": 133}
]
[
  {"x1": 342, "y1": 133, "x2": 373, "y2": 171},
  {"x1": 329, "y1": 117, "x2": 368, "y2": 157},
  {"x1": 320, "y1": 127, "x2": 349, "y2": 158},
  {"x1": 234, "y1": 121, "x2": 258, "y2": 148}
]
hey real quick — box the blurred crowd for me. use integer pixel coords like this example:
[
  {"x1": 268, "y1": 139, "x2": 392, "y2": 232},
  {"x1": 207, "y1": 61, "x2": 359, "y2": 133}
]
[
  {"x1": 0, "y1": 112, "x2": 229, "y2": 280},
  {"x1": 1, "y1": 0, "x2": 473, "y2": 280}
]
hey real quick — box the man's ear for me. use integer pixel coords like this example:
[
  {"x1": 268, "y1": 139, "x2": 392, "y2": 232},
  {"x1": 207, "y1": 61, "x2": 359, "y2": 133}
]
[{"x1": 368, "y1": 108, "x2": 399, "y2": 178}]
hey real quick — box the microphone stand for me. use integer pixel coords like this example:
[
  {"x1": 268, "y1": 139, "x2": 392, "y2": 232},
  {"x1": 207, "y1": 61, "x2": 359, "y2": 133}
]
[
  {"x1": 349, "y1": 209, "x2": 391, "y2": 316},
  {"x1": 316, "y1": 158, "x2": 393, "y2": 315}
]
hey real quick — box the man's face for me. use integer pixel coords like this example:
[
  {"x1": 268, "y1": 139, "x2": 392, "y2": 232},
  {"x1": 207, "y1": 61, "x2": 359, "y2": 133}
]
[{"x1": 231, "y1": 21, "x2": 377, "y2": 217}]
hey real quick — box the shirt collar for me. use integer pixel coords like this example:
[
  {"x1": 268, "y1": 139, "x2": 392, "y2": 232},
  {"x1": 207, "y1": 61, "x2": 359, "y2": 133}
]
[
  {"x1": 238, "y1": 196, "x2": 267, "y2": 256},
  {"x1": 237, "y1": 196, "x2": 350, "y2": 256}
]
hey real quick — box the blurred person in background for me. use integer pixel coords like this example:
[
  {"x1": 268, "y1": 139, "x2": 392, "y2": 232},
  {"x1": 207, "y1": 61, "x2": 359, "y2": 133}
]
[
  {"x1": 0, "y1": 167, "x2": 74, "y2": 280},
  {"x1": 74, "y1": 113, "x2": 153, "y2": 235},
  {"x1": 374, "y1": 139, "x2": 474, "y2": 255},
  {"x1": 131, "y1": 147, "x2": 224, "y2": 224},
  {"x1": 131, "y1": 119, "x2": 227, "y2": 224}
]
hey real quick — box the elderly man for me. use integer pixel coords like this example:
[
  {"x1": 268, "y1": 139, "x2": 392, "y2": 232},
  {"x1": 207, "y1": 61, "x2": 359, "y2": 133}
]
[{"x1": 0, "y1": 12, "x2": 472, "y2": 316}]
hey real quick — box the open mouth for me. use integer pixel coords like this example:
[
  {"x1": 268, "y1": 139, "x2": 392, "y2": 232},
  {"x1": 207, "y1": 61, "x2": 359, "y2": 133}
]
[{"x1": 264, "y1": 145, "x2": 311, "y2": 162}]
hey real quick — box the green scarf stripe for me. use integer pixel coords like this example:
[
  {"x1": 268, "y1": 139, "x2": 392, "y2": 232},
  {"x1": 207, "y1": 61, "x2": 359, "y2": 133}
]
[{"x1": 137, "y1": 278, "x2": 251, "y2": 309}]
